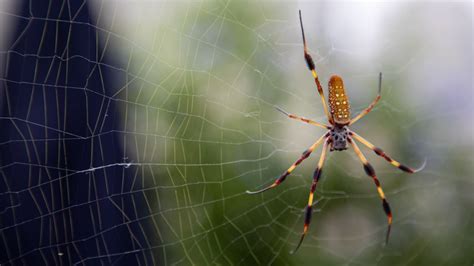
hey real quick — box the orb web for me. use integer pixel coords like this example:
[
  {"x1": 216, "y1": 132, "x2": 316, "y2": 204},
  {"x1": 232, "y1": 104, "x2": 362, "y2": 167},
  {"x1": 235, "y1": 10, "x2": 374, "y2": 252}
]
[{"x1": 0, "y1": 1, "x2": 472, "y2": 265}]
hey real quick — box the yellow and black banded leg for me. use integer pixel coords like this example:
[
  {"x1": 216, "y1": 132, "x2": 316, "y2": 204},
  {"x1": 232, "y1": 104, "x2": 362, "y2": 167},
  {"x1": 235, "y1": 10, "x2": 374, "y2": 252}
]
[
  {"x1": 247, "y1": 133, "x2": 330, "y2": 195},
  {"x1": 348, "y1": 138, "x2": 392, "y2": 244},
  {"x1": 349, "y1": 72, "x2": 383, "y2": 126},
  {"x1": 291, "y1": 139, "x2": 330, "y2": 254},
  {"x1": 349, "y1": 131, "x2": 426, "y2": 173},
  {"x1": 275, "y1": 106, "x2": 331, "y2": 130},
  {"x1": 299, "y1": 10, "x2": 333, "y2": 125}
]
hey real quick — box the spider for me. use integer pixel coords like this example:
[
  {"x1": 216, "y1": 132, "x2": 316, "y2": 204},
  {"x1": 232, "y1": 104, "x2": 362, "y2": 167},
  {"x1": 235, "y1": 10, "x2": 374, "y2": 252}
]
[{"x1": 246, "y1": 10, "x2": 426, "y2": 254}]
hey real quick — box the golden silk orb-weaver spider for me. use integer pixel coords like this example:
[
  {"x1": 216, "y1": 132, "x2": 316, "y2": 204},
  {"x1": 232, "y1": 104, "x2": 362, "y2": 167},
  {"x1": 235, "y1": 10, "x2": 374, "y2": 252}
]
[{"x1": 246, "y1": 10, "x2": 426, "y2": 254}]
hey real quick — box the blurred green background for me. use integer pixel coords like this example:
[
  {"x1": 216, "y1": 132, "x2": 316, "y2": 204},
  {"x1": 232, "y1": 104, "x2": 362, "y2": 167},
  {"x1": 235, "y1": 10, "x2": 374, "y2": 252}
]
[{"x1": 91, "y1": 0, "x2": 473, "y2": 265}]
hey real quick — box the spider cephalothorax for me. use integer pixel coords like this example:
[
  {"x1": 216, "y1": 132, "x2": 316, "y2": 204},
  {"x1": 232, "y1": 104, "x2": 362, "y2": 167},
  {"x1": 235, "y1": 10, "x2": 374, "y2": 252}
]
[
  {"x1": 247, "y1": 10, "x2": 425, "y2": 254},
  {"x1": 330, "y1": 125, "x2": 349, "y2": 151}
]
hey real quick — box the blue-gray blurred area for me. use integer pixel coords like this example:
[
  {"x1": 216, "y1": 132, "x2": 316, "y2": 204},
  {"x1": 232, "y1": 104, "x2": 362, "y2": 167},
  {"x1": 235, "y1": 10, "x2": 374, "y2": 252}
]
[
  {"x1": 0, "y1": 0, "x2": 473, "y2": 265},
  {"x1": 0, "y1": 0, "x2": 154, "y2": 265}
]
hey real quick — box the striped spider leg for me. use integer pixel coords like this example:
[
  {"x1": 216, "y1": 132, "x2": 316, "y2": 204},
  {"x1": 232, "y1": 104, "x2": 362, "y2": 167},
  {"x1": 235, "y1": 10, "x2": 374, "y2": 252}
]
[
  {"x1": 275, "y1": 106, "x2": 331, "y2": 130},
  {"x1": 348, "y1": 137, "x2": 393, "y2": 244},
  {"x1": 246, "y1": 132, "x2": 329, "y2": 195},
  {"x1": 349, "y1": 131, "x2": 427, "y2": 174},
  {"x1": 349, "y1": 72, "x2": 383, "y2": 126},
  {"x1": 299, "y1": 10, "x2": 333, "y2": 125},
  {"x1": 346, "y1": 132, "x2": 426, "y2": 245},
  {"x1": 291, "y1": 138, "x2": 330, "y2": 254}
]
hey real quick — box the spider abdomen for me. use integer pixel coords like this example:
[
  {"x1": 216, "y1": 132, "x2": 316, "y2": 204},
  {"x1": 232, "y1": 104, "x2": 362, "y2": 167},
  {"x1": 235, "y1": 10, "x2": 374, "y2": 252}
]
[{"x1": 328, "y1": 75, "x2": 351, "y2": 125}]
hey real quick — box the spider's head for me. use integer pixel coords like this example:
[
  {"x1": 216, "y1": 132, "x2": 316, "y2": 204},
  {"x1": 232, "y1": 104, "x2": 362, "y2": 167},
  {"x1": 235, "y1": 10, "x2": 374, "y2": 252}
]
[{"x1": 330, "y1": 126, "x2": 349, "y2": 151}]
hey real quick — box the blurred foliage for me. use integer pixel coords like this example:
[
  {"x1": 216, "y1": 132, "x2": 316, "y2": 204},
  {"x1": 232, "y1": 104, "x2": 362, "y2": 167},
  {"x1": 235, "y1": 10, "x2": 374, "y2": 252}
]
[{"x1": 103, "y1": 0, "x2": 473, "y2": 265}]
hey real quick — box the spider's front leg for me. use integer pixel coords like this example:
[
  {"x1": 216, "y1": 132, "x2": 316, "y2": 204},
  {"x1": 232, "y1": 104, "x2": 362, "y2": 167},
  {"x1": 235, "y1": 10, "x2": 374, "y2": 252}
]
[
  {"x1": 348, "y1": 138, "x2": 392, "y2": 244},
  {"x1": 291, "y1": 139, "x2": 330, "y2": 254}
]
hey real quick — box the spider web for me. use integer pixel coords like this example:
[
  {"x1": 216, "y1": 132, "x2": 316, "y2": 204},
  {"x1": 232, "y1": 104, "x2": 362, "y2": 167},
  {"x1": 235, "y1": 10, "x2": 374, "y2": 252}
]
[{"x1": 0, "y1": 0, "x2": 473, "y2": 265}]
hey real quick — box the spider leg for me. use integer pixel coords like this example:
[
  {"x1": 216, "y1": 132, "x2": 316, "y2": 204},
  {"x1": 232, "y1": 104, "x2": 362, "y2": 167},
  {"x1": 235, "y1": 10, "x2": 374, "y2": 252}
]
[
  {"x1": 348, "y1": 137, "x2": 392, "y2": 245},
  {"x1": 275, "y1": 106, "x2": 331, "y2": 130},
  {"x1": 349, "y1": 131, "x2": 426, "y2": 173},
  {"x1": 291, "y1": 139, "x2": 330, "y2": 254},
  {"x1": 299, "y1": 10, "x2": 333, "y2": 125},
  {"x1": 349, "y1": 72, "x2": 383, "y2": 126},
  {"x1": 247, "y1": 132, "x2": 329, "y2": 194}
]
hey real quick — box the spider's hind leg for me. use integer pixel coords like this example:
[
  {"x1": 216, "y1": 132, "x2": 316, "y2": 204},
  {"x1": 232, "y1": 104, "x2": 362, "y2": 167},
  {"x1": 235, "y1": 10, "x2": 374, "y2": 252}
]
[
  {"x1": 349, "y1": 72, "x2": 383, "y2": 126},
  {"x1": 299, "y1": 10, "x2": 333, "y2": 125}
]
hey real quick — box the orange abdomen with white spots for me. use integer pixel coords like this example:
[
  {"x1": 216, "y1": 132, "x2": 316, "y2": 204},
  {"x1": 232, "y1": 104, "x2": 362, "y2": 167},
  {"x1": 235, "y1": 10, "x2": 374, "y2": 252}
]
[{"x1": 328, "y1": 75, "x2": 351, "y2": 125}]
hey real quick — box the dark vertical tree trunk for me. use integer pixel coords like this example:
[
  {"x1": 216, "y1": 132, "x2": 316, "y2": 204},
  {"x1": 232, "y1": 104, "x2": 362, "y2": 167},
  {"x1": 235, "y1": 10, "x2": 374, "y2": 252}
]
[{"x1": 0, "y1": 1, "x2": 153, "y2": 265}]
